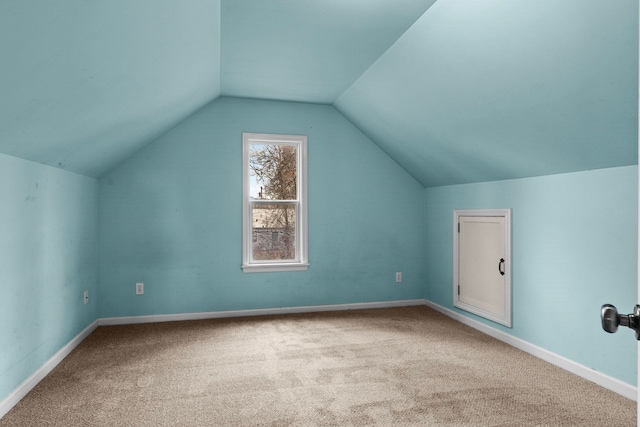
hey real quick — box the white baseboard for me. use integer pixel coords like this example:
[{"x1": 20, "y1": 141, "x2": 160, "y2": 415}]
[
  {"x1": 0, "y1": 319, "x2": 99, "y2": 420},
  {"x1": 98, "y1": 299, "x2": 427, "y2": 326},
  {"x1": 423, "y1": 300, "x2": 637, "y2": 401}
]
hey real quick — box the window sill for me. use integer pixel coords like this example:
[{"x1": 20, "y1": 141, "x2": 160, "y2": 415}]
[{"x1": 242, "y1": 263, "x2": 309, "y2": 273}]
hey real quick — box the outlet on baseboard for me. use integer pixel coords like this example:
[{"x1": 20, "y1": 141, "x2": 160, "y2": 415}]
[
  {"x1": 396, "y1": 272, "x2": 402, "y2": 283},
  {"x1": 83, "y1": 290, "x2": 89, "y2": 305},
  {"x1": 136, "y1": 283, "x2": 144, "y2": 295}
]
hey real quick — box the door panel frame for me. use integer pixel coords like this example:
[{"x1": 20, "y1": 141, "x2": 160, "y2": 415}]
[{"x1": 453, "y1": 209, "x2": 512, "y2": 327}]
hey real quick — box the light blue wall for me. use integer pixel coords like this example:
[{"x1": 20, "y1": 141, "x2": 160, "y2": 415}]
[
  {"x1": 98, "y1": 97, "x2": 426, "y2": 317},
  {"x1": 424, "y1": 166, "x2": 638, "y2": 385},
  {"x1": 0, "y1": 154, "x2": 98, "y2": 402},
  {"x1": 1, "y1": 95, "x2": 636, "y2": 407}
]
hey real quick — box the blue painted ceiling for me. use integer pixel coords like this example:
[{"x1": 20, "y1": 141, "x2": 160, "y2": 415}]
[{"x1": 0, "y1": 0, "x2": 636, "y2": 186}]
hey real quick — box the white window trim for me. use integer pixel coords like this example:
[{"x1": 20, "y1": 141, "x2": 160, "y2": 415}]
[{"x1": 242, "y1": 133, "x2": 309, "y2": 273}]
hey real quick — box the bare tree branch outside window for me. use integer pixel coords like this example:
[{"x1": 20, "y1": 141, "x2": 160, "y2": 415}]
[{"x1": 249, "y1": 145, "x2": 297, "y2": 260}]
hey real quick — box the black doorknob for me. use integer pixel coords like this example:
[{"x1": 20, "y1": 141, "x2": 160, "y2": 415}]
[{"x1": 601, "y1": 304, "x2": 640, "y2": 340}]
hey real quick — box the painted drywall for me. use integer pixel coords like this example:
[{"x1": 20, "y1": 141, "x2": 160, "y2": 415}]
[
  {"x1": 424, "y1": 166, "x2": 638, "y2": 385},
  {"x1": 221, "y1": 0, "x2": 436, "y2": 103},
  {"x1": 336, "y1": 0, "x2": 638, "y2": 187},
  {"x1": 2, "y1": 0, "x2": 635, "y2": 186},
  {"x1": 0, "y1": 0, "x2": 221, "y2": 177},
  {"x1": 0, "y1": 153, "x2": 98, "y2": 403},
  {"x1": 98, "y1": 97, "x2": 426, "y2": 317}
]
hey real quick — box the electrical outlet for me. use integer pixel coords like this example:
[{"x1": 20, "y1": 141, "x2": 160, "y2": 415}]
[
  {"x1": 84, "y1": 290, "x2": 89, "y2": 305},
  {"x1": 136, "y1": 283, "x2": 144, "y2": 295},
  {"x1": 396, "y1": 272, "x2": 402, "y2": 283}
]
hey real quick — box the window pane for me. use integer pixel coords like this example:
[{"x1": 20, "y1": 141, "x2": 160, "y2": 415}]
[
  {"x1": 251, "y1": 203, "x2": 296, "y2": 261},
  {"x1": 249, "y1": 144, "x2": 297, "y2": 200}
]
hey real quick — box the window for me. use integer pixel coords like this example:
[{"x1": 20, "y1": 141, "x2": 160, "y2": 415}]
[{"x1": 242, "y1": 133, "x2": 308, "y2": 272}]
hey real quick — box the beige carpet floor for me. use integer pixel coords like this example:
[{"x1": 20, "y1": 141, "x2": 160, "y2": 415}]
[{"x1": 0, "y1": 306, "x2": 636, "y2": 426}]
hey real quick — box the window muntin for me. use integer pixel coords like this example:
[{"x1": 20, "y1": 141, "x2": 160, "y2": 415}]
[{"x1": 242, "y1": 133, "x2": 308, "y2": 272}]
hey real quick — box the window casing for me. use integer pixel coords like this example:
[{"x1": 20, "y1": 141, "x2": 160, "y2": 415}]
[{"x1": 242, "y1": 133, "x2": 308, "y2": 272}]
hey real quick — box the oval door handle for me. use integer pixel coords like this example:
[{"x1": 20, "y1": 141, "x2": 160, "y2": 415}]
[
  {"x1": 602, "y1": 304, "x2": 621, "y2": 333},
  {"x1": 498, "y1": 258, "x2": 505, "y2": 276}
]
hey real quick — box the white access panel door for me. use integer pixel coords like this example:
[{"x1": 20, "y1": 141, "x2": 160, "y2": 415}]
[{"x1": 454, "y1": 210, "x2": 511, "y2": 327}]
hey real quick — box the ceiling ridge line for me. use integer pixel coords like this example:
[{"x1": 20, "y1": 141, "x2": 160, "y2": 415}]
[{"x1": 332, "y1": 0, "x2": 440, "y2": 106}]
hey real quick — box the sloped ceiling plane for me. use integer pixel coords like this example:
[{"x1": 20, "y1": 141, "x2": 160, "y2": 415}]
[{"x1": 0, "y1": 0, "x2": 636, "y2": 186}]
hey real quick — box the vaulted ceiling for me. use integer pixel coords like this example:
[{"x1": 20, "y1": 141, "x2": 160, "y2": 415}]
[{"x1": 0, "y1": 0, "x2": 637, "y2": 186}]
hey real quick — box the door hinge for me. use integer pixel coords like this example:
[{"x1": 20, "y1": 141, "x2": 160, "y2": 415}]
[
  {"x1": 458, "y1": 222, "x2": 460, "y2": 233},
  {"x1": 457, "y1": 285, "x2": 460, "y2": 295}
]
